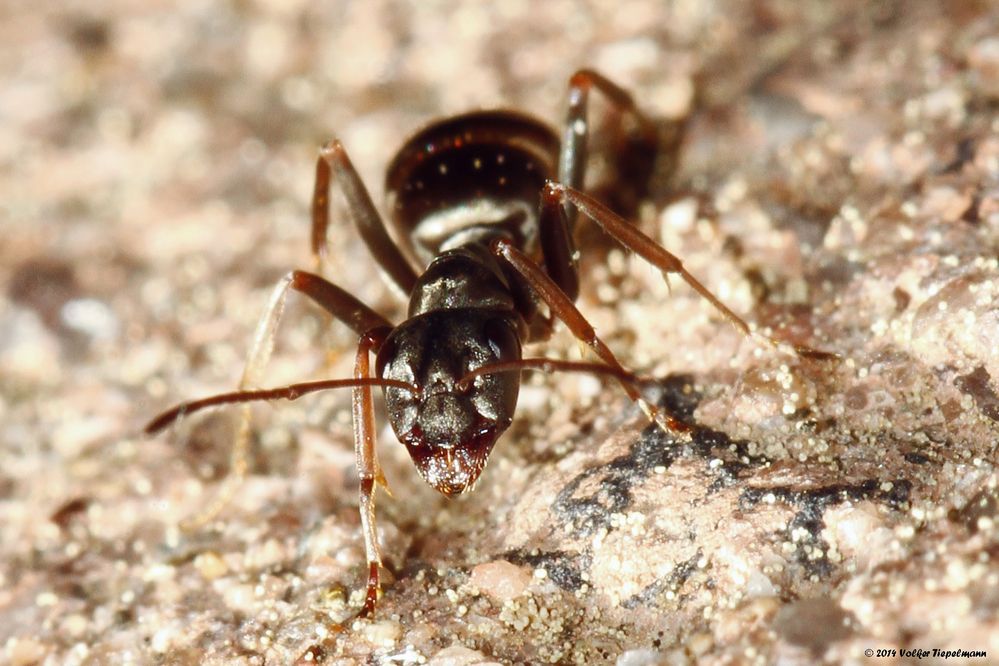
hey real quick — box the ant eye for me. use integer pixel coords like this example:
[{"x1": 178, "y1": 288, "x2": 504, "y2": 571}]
[
  {"x1": 377, "y1": 334, "x2": 419, "y2": 386},
  {"x1": 483, "y1": 318, "x2": 519, "y2": 361}
]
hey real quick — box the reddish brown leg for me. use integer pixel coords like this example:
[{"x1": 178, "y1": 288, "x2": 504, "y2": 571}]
[
  {"x1": 559, "y1": 68, "x2": 659, "y2": 228},
  {"x1": 543, "y1": 183, "x2": 837, "y2": 359},
  {"x1": 545, "y1": 181, "x2": 752, "y2": 332},
  {"x1": 352, "y1": 327, "x2": 391, "y2": 618},
  {"x1": 492, "y1": 238, "x2": 688, "y2": 433},
  {"x1": 538, "y1": 182, "x2": 580, "y2": 304},
  {"x1": 151, "y1": 270, "x2": 394, "y2": 530},
  {"x1": 312, "y1": 140, "x2": 418, "y2": 295}
]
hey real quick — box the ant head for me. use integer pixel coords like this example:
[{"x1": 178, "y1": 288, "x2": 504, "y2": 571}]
[{"x1": 376, "y1": 310, "x2": 521, "y2": 497}]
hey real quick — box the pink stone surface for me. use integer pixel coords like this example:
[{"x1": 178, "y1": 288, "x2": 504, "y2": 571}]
[{"x1": 1, "y1": 2, "x2": 997, "y2": 664}]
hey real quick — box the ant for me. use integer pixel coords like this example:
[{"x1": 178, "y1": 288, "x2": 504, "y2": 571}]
[{"x1": 146, "y1": 69, "x2": 831, "y2": 619}]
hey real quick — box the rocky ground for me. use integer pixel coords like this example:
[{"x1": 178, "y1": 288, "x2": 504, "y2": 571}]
[{"x1": 2, "y1": 1, "x2": 998, "y2": 664}]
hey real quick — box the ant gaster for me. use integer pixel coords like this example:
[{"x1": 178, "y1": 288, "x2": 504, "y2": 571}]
[{"x1": 146, "y1": 70, "x2": 831, "y2": 618}]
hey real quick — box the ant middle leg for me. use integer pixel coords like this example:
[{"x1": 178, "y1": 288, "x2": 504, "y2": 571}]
[{"x1": 543, "y1": 182, "x2": 835, "y2": 359}]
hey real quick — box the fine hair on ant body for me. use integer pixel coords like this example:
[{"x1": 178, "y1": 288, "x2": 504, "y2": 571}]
[{"x1": 146, "y1": 69, "x2": 831, "y2": 618}]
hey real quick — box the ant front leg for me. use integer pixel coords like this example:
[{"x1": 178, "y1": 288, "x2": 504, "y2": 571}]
[
  {"x1": 159, "y1": 270, "x2": 393, "y2": 530},
  {"x1": 238, "y1": 271, "x2": 396, "y2": 617},
  {"x1": 312, "y1": 139, "x2": 418, "y2": 295},
  {"x1": 352, "y1": 327, "x2": 391, "y2": 618}
]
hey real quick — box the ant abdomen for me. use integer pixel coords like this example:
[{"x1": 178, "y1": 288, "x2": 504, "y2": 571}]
[{"x1": 385, "y1": 110, "x2": 559, "y2": 265}]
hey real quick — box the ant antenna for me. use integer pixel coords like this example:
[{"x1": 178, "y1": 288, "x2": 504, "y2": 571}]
[
  {"x1": 144, "y1": 377, "x2": 420, "y2": 435},
  {"x1": 457, "y1": 357, "x2": 690, "y2": 432}
]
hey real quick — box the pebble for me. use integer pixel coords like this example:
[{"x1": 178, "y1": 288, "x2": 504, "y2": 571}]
[
  {"x1": 468, "y1": 560, "x2": 532, "y2": 602},
  {"x1": 428, "y1": 645, "x2": 504, "y2": 666}
]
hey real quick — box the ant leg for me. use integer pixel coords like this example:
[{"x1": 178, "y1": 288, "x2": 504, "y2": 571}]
[
  {"x1": 538, "y1": 182, "x2": 579, "y2": 303},
  {"x1": 353, "y1": 327, "x2": 390, "y2": 618},
  {"x1": 545, "y1": 68, "x2": 661, "y2": 304},
  {"x1": 289, "y1": 269, "x2": 394, "y2": 337},
  {"x1": 543, "y1": 182, "x2": 835, "y2": 359},
  {"x1": 312, "y1": 140, "x2": 418, "y2": 295},
  {"x1": 492, "y1": 238, "x2": 688, "y2": 433},
  {"x1": 151, "y1": 268, "x2": 396, "y2": 616},
  {"x1": 559, "y1": 68, "x2": 659, "y2": 228},
  {"x1": 171, "y1": 270, "x2": 393, "y2": 530}
]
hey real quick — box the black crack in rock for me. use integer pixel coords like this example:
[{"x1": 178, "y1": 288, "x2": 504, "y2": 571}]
[
  {"x1": 621, "y1": 550, "x2": 701, "y2": 610},
  {"x1": 689, "y1": 426, "x2": 773, "y2": 490},
  {"x1": 955, "y1": 366, "x2": 999, "y2": 422},
  {"x1": 553, "y1": 374, "x2": 775, "y2": 537},
  {"x1": 551, "y1": 421, "x2": 685, "y2": 537},
  {"x1": 654, "y1": 374, "x2": 773, "y2": 483},
  {"x1": 741, "y1": 479, "x2": 912, "y2": 577},
  {"x1": 503, "y1": 549, "x2": 590, "y2": 592}
]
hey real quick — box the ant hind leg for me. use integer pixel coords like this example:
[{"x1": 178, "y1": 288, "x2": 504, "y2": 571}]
[
  {"x1": 312, "y1": 140, "x2": 418, "y2": 295},
  {"x1": 560, "y1": 68, "x2": 665, "y2": 228}
]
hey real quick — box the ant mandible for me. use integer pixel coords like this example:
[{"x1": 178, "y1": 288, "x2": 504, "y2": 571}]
[{"x1": 146, "y1": 69, "x2": 830, "y2": 618}]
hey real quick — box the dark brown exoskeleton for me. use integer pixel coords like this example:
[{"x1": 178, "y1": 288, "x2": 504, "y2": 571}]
[{"x1": 146, "y1": 70, "x2": 831, "y2": 618}]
